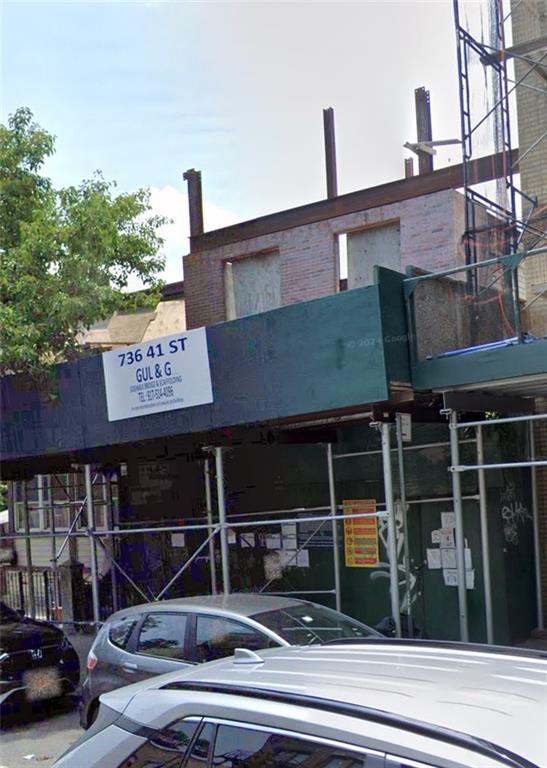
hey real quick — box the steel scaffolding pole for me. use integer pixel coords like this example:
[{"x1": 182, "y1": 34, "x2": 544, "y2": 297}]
[
  {"x1": 84, "y1": 465, "x2": 101, "y2": 626},
  {"x1": 22, "y1": 480, "x2": 36, "y2": 618},
  {"x1": 104, "y1": 476, "x2": 119, "y2": 614},
  {"x1": 214, "y1": 447, "x2": 231, "y2": 594},
  {"x1": 39, "y1": 475, "x2": 60, "y2": 620},
  {"x1": 326, "y1": 444, "x2": 342, "y2": 612},
  {"x1": 380, "y1": 423, "x2": 401, "y2": 637},
  {"x1": 204, "y1": 459, "x2": 218, "y2": 595},
  {"x1": 448, "y1": 411, "x2": 469, "y2": 642},
  {"x1": 395, "y1": 415, "x2": 413, "y2": 638},
  {"x1": 529, "y1": 423, "x2": 544, "y2": 631},
  {"x1": 476, "y1": 426, "x2": 494, "y2": 644}
]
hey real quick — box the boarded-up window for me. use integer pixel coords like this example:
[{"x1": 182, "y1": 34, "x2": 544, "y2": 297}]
[
  {"x1": 347, "y1": 223, "x2": 401, "y2": 289},
  {"x1": 225, "y1": 251, "x2": 281, "y2": 320}
]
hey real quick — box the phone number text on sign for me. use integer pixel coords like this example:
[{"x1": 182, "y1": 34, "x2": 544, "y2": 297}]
[{"x1": 102, "y1": 328, "x2": 213, "y2": 422}]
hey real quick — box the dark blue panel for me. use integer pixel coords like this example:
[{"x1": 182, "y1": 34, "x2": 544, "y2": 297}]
[
  {"x1": 1, "y1": 286, "x2": 391, "y2": 463},
  {"x1": 1, "y1": 364, "x2": 85, "y2": 460}
]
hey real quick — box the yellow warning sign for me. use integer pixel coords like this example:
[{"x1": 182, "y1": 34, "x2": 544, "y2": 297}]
[{"x1": 343, "y1": 499, "x2": 379, "y2": 568}]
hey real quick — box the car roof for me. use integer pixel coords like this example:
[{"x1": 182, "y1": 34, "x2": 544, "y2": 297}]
[
  {"x1": 111, "y1": 593, "x2": 316, "y2": 619},
  {"x1": 109, "y1": 641, "x2": 547, "y2": 767}
]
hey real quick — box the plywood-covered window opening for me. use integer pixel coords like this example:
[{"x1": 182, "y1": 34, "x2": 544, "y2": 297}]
[{"x1": 224, "y1": 250, "x2": 281, "y2": 320}]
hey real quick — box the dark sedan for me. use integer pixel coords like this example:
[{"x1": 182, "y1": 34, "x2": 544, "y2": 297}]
[{"x1": 0, "y1": 601, "x2": 80, "y2": 713}]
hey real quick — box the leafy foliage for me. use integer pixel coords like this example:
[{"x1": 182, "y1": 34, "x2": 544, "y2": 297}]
[{"x1": 0, "y1": 108, "x2": 167, "y2": 377}]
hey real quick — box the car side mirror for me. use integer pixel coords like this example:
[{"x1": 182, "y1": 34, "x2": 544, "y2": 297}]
[{"x1": 374, "y1": 616, "x2": 396, "y2": 637}]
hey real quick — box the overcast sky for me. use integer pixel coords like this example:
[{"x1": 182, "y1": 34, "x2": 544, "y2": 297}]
[{"x1": 2, "y1": 1, "x2": 487, "y2": 282}]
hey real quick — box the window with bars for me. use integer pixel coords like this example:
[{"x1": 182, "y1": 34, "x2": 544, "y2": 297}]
[{"x1": 13, "y1": 471, "x2": 118, "y2": 532}]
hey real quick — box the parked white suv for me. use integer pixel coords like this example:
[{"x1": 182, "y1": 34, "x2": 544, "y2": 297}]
[{"x1": 57, "y1": 640, "x2": 546, "y2": 768}]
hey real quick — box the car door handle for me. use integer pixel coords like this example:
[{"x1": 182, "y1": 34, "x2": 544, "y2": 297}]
[{"x1": 122, "y1": 662, "x2": 138, "y2": 672}]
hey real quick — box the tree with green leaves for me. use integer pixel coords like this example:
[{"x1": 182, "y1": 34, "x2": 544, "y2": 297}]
[{"x1": 0, "y1": 107, "x2": 167, "y2": 378}]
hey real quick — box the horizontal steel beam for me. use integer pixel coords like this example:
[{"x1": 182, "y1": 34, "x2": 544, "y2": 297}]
[{"x1": 190, "y1": 151, "x2": 518, "y2": 252}]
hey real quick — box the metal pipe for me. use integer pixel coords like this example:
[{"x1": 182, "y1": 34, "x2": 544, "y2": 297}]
[
  {"x1": 104, "y1": 476, "x2": 119, "y2": 614},
  {"x1": 6, "y1": 531, "x2": 89, "y2": 541},
  {"x1": 94, "y1": 536, "x2": 150, "y2": 603},
  {"x1": 327, "y1": 444, "x2": 342, "y2": 612},
  {"x1": 380, "y1": 423, "x2": 401, "y2": 637},
  {"x1": 529, "y1": 423, "x2": 544, "y2": 630},
  {"x1": 395, "y1": 415, "x2": 413, "y2": 638},
  {"x1": 452, "y1": 460, "x2": 547, "y2": 472},
  {"x1": 453, "y1": 412, "x2": 547, "y2": 429},
  {"x1": 22, "y1": 481, "x2": 36, "y2": 618},
  {"x1": 449, "y1": 411, "x2": 469, "y2": 642},
  {"x1": 225, "y1": 505, "x2": 333, "y2": 519},
  {"x1": 214, "y1": 447, "x2": 231, "y2": 594},
  {"x1": 40, "y1": 475, "x2": 61, "y2": 620},
  {"x1": 404, "y1": 245, "x2": 547, "y2": 289},
  {"x1": 333, "y1": 439, "x2": 476, "y2": 460},
  {"x1": 85, "y1": 465, "x2": 101, "y2": 626},
  {"x1": 156, "y1": 528, "x2": 219, "y2": 600},
  {"x1": 407, "y1": 494, "x2": 480, "y2": 505},
  {"x1": 204, "y1": 459, "x2": 218, "y2": 595},
  {"x1": 476, "y1": 427, "x2": 494, "y2": 644},
  {"x1": 223, "y1": 510, "x2": 388, "y2": 529},
  {"x1": 55, "y1": 478, "x2": 97, "y2": 560}
]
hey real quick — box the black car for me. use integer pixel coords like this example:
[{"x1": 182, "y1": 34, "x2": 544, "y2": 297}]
[{"x1": 0, "y1": 601, "x2": 80, "y2": 713}]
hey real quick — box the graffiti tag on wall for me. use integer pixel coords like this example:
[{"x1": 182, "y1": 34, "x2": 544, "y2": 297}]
[{"x1": 500, "y1": 481, "x2": 531, "y2": 545}]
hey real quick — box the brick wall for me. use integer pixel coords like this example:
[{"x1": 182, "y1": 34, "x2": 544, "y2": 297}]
[
  {"x1": 512, "y1": 0, "x2": 547, "y2": 325},
  {"x1": 512, "y1": 0, "x2": 547, "y2": 627},
  {"x1": 184, "y1": 189, "x2": 465, "y2": 329}
]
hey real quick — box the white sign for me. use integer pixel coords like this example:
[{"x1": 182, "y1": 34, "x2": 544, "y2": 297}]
[
  {"x1": 397, "y1": 412, "x2": 412, "y2": 442},
  {"x1": 443, "y1": 569, "x2": 475, "y2": 590},
  {"x1": 441, "y1": 512, "x2": 456, "y2": 529},
  {"x1": 426, "y1": 548, "x2": 441, "y2": 570},
  {"x1": 441, "y1": 547, "x2": 457, "y2": 569},
  {"x1": 439, "y1": 528, "x2": 455, "y2": 548},
  {"x1": 171, "y1": 533, "x2": 186, "y2": 548},
  {"x1": 102, "y1": 328, "x2": 213, "y2": 422},
  {"x1": 431, "y1": 529, "x2": 441, "y2": 544}
]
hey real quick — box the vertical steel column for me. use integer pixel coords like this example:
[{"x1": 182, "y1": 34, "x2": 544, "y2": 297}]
[
  {"x1": 380, "y1": 423, "x2": 401, "y2": 637},
  {"x1": 449, "y1": 411, "x2": 469, "y2": 642},
  {"x1": 204, "y1": 459, "x2": 218, "y2": 595},
  {"x1": 214, "y1": 448, "x2": 231, "y2": 594},
  {"x1": 395, "y1": 415, "x2": 413, "y2": 637},
  {"x1": 529, "y1": 423, "x2": 544, "y2": 630},
  {"x1": 326, "y1": 444, "x2": 342, "y2": 612},
  {"x1": 39, "y1": 475, "x2": 60, "y2": 619},
  {"x1": 105, "y1": 476, "x2": 119, "y2": 614},
  {"x1": 85, "y1": 465, "x2": 101, "y2": 626},
  {"x1": 22, "y1": 480, "x2": 36, "y2": 618},
  {"x1": 476, "y1": 426, "x2": 494, "y2": 644}
]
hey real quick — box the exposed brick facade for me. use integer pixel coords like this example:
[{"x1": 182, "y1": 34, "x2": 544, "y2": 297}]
[
  {"x1": 512, "y1": 0, "x2": 547, "y2": 626},
  {"x1": 184, "y1": 189, "x2": 467, "y2": 330}
]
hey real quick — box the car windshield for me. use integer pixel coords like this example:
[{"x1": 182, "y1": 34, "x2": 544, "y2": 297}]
[
  {"x1": 0, "y1": 602, "x2": 21, "y2": 624},
  {"x1": 253, "y1": 604, "x2": 379, "y2": 646}
]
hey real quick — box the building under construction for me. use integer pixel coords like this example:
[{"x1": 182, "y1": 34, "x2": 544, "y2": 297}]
[{"x1": 1, "y1": 0, "x2": 546, "y2": 647}]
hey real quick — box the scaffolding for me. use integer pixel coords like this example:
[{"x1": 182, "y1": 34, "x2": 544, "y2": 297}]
[{"x1": 453, "y1": 0, "x2": 545, "y2": 280}]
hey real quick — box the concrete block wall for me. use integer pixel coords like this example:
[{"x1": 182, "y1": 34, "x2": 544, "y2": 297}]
[{"x1": 184, "y1": 189, "x2": 463, "y2": 329}]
